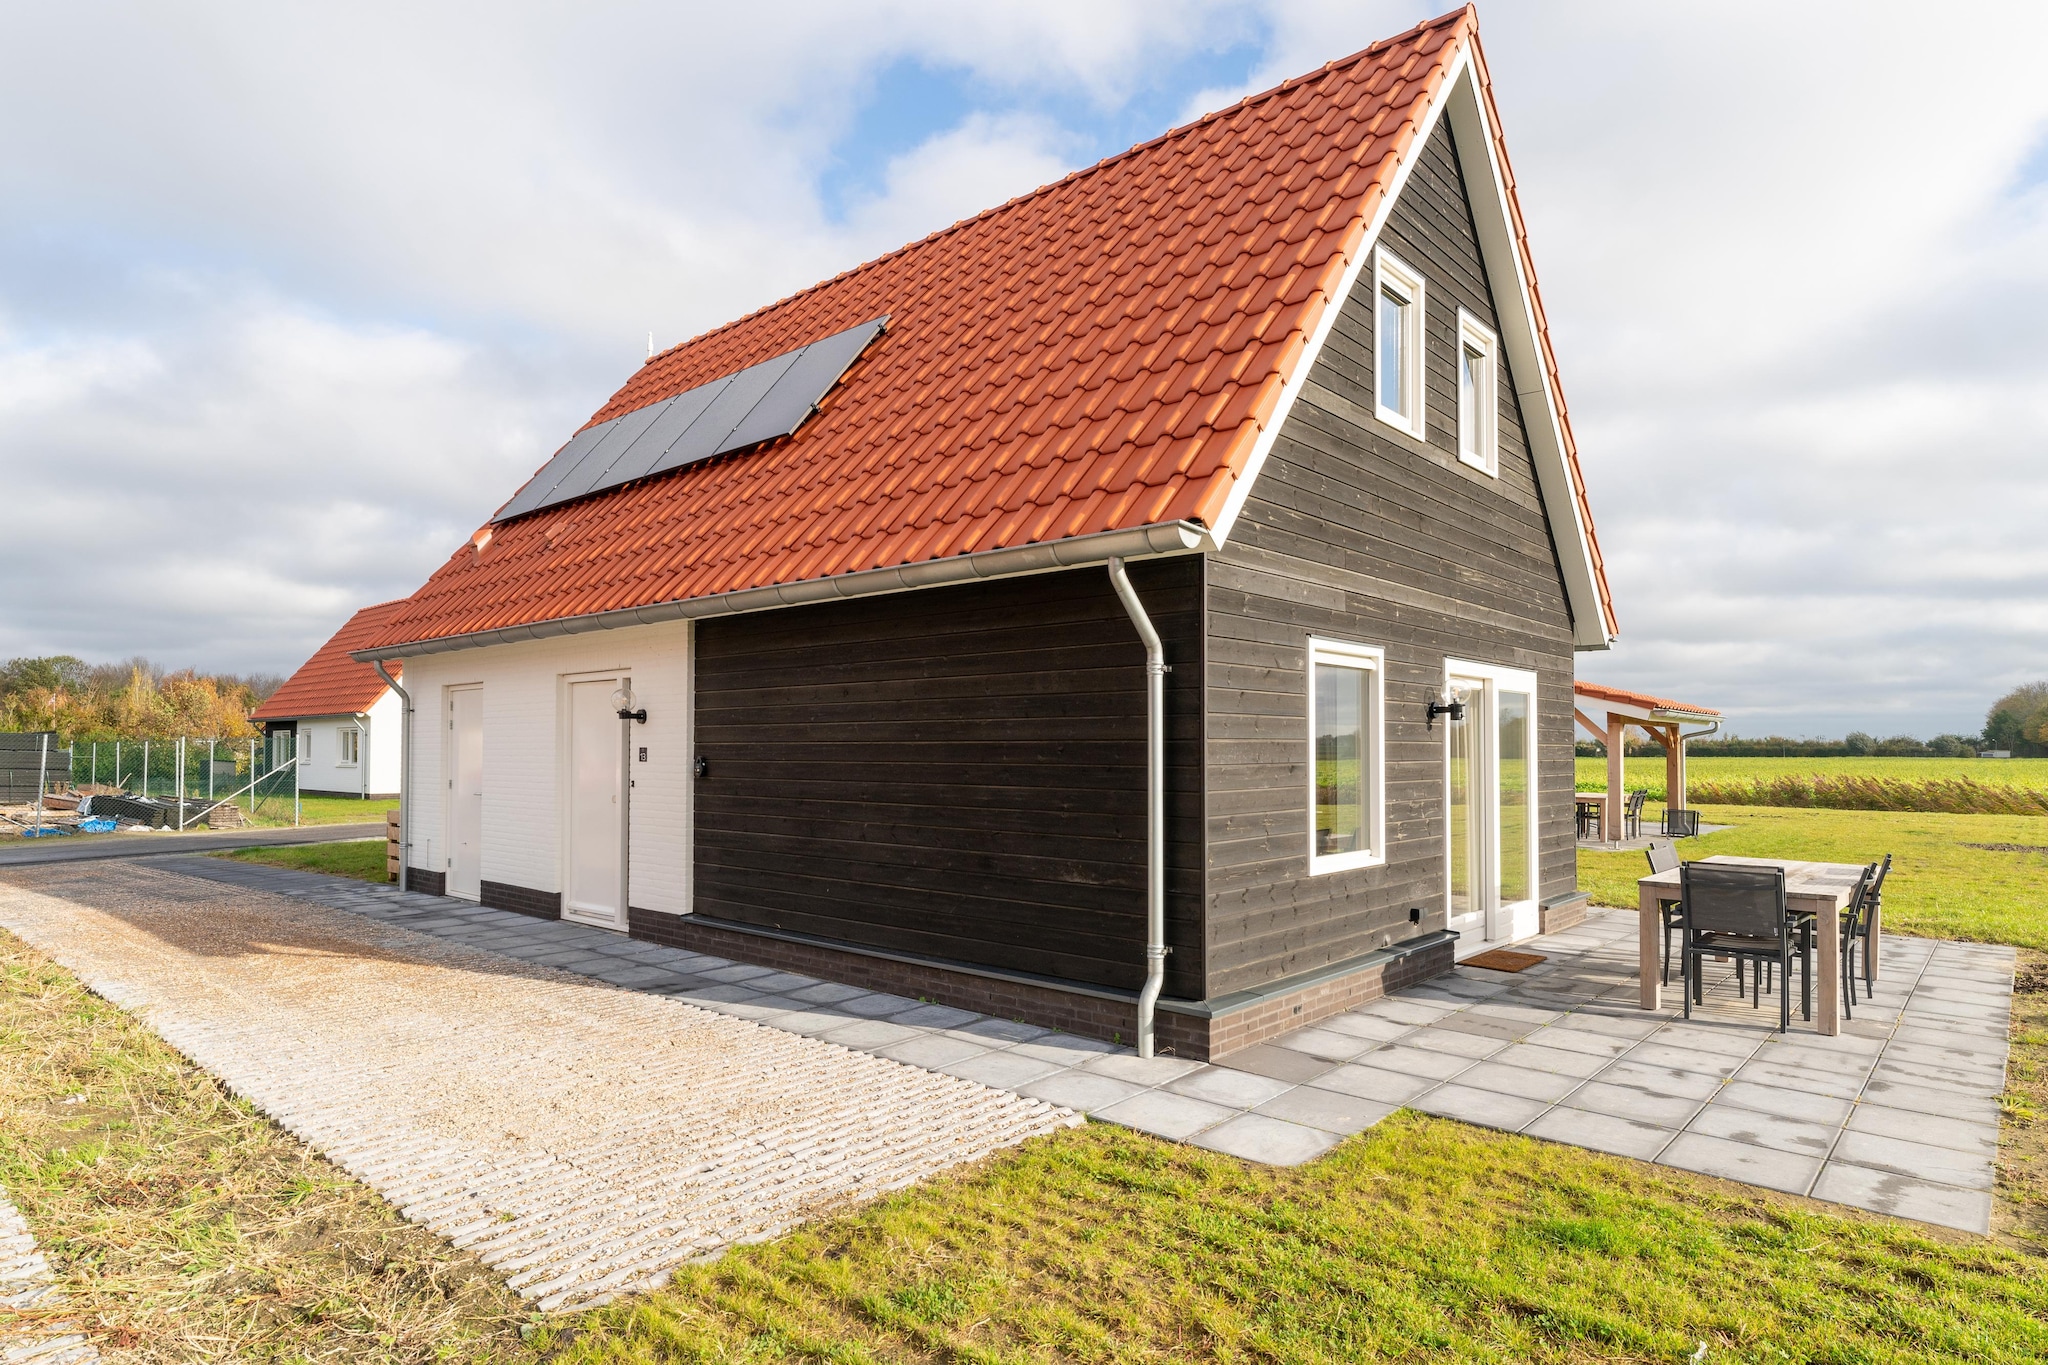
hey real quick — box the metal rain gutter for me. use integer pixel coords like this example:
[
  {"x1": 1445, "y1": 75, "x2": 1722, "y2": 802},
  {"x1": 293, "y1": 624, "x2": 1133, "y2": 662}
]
[
  {"x1": 372, "y1": 660, "x2": 411, "y2": 892},
  {"x1": 352, "y1": 521, "x2": 1210, "y2": 663},
  {"x1": 1106, "y1": 555, "x2": 1168, "y2": 1059}
]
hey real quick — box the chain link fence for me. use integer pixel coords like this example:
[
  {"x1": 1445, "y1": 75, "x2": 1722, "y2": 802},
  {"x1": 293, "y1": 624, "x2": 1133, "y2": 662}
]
[{"x1": 9, "y1": 733, "x2": 302, "y2": 831}]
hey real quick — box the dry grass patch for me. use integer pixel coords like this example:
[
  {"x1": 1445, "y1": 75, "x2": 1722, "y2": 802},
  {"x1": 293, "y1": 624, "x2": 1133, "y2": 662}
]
[{"x1": 0, "y1": 927, "x2": 563, "y2": 1362}]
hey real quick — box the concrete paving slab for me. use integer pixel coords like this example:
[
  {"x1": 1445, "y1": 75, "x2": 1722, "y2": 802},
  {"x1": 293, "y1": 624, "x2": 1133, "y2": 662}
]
[
  {"x1": 1190, "y1": 1114, "x2": 1338, "y2": 1165},
  {"x1": 1810, "y1": 1164, "x2": 1991, "y2": 1234},
  {"x1": 1400, "y1": 1026, "x2": 1508, "y2": 1060},
  {"x1": 893, "y1": 1003, "x2": 984, "y2": 1030},
  {"x1": 1524, "y1": 1107, "x2": 1675, "y2": 1161},
  {"x1": 1081, "y1": 1053, "x2": 1205, "y2": 1086},
  {"x1": 1214, "y1": 1043, "x2": 1339, "y2": 1084},
  {"x1": 1451, "y1": 1060, "x2": 1583, "y2": 1104},
  {"x1": 1252, "y1": 1086, "x2": 1394, "y2": 1136},
  {"x1": 1019, "y1": 1070, "x2": 1149, "y2": 1115},
  {"x1": 1351, "y1": 1043, "x2": 1477, "y2": 1081},
  {"x1": 1844, "y1": 1104, "x2": 1998, "y2": 1156},
  {"x1": 874, "y1": 1034, "x2": 993, "y2": 1071},
  {"x1": 1009, "y1": 1034, "x2": 1121, "y2": 1066},
  {"x1": 1314, "y1": 1012, "x2": 1413, "y2": 1043},
  {"x1": 1657, "y1": 1132, "x2": 1820, "y2": 1195},
  {"x1": 1270, "y1": 1026, "x2": 1378, "y2": 1062},
  {"x1": 1168, "y1": 1066, "x2": 1295, "y2": 1109},
  {"x1": 1857, "y1": 1078, "x2": 2001, "y2": 1124},
  {"x1": 1831, "y1": 1131, "x2": 1995, "y2": 1191},
  {"x1": 1487, "y1": 1041, "x2": 1610, "y2": 1078},
  {"x1": 1564, "y1": 1081, "x2": 1707, "y2": 1129},
  {"x1": 1306, "y1": 1063, "x2": 1440, "y2": 1106},
  {"x1": 1093, "y1": 1090, "x2": 1236, "y2": 1142},
  {"x1": 1411, "y1": 1084, "x2": 1548, "y2": 1132},
  {"x1": 1730, "y1": 1059, "x2": 1864, "y2": 1100},
  {"x1": 937, "y1": 1051, "x2": 1067, "y2": 1091},
  {"x1": 1712, "y1": 1080, "x2": 1852, "y2": 1127},
  {"x1": 835, "y1": 992, "x2": 924, "y2": 1018},
  {"x1": 1627, "y1": 1041, "x2": 1750, "y2": 1079},
  {"x1": 1684, "y1": 1102, "x2": 1838, "y2": 1158},
  {"x1": 1516, "y1": 1025, "x2": 1631, "y2": 1060}
]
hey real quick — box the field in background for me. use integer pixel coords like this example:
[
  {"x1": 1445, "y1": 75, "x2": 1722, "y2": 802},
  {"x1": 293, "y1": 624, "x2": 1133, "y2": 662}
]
[
  {"x1": 1576, "y1": 757, "x2": 2048, "y2": 815},
  {"x1": 1577, "y1": 805, "x2": 2048, "y2": 949},
  {"x1": 248, "y1": 794, "x2": 393, "y2": 827},
  {"x1": 1576, "y1": 756, "x2": 2048, "y2": 794}
]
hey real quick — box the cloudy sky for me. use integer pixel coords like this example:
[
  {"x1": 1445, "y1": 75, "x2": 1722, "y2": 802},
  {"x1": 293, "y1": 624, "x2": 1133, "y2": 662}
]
[{"x1": 4, "y1": 1, "x2": 2045, "y2": 738}]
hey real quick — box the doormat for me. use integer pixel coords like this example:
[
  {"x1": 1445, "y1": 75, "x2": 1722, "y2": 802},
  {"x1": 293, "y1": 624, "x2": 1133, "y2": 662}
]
[{"x1": 1463, "y1": 949, "x2": 1546, "y2": 973}]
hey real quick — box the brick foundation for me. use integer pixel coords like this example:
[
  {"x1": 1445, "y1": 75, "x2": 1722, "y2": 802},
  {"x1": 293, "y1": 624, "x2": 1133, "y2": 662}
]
[
  {"x1": 629, "y1": 909, "x2": 1455, "y2": 1062},
  {"x1": 403, "y1": 867, "x2": 447, "y2": 897},
  {"x1": 1539, "y1": 892, "x2": 1590, "y2": 935},
  {"x1": 482, "y1": 879, "x2": 560, "y2": 920}
]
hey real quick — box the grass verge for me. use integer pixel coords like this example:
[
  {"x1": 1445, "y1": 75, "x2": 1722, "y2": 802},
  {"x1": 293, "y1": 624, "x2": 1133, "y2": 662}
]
[
  {"x1": 2003, "y1": 949, "x2": 2048, "y2": 1253},
  {"x1": 565, "y1": 1117, "x2": 2046, "y2": 1363},
  {"x1": 1578, "y1": 805, "x2": 2048, "y2": 949},
  {"x1": 216, "y1": 837, "x2": 388, "y2": 883},
  {"x1": 0, "y1": 927, "x2": 561, "y2": 1361}
]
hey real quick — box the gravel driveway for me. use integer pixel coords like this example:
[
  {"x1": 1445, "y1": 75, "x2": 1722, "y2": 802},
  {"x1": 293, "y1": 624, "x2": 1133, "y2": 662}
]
[{"x1": 0, "y1": 863, "x2": 1076, "y2": 1310}]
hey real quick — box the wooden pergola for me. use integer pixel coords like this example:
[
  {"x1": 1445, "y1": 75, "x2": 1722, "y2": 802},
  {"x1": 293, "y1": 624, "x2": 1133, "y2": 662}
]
[{"x1": 1574, "y1": 682, "x2": 1721, "y2": 842}]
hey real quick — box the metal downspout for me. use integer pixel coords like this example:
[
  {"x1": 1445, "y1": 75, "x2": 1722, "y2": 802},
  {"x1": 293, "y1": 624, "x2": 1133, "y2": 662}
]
[
  {"x1": 1107, "y1": 557, "x2": 1168, "y2": 1058},
  {"x1": 373, "y1": 661, "x2": 411, "y2": 892}
]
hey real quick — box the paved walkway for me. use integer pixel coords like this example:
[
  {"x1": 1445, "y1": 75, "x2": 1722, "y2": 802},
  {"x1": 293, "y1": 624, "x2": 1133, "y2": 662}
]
[
  {"x1": 0, "y1": 863, "x2": 1075, "y2": 1310},
  {"x1": 155, "y1": 858, "x2": 2011, "y2": 1232}
]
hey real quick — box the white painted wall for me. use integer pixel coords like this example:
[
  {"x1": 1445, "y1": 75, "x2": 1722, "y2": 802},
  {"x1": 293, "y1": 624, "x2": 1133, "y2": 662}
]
[
  {"x1": 397, "y1": 620, "x2": 691, "y2": 916},
  {"x1": 290, "y1": 688, "x2": 401, "y2": 797}
]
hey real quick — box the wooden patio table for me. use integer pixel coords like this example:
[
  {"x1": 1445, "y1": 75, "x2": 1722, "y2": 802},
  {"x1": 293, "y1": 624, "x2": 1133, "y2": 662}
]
[
  {"x1": 1637, "y1": 856, "x2": 1872, "y2": 1036},
  {"x1": 1573, "y1": 791, "x2": 1606, "y2": 838}
]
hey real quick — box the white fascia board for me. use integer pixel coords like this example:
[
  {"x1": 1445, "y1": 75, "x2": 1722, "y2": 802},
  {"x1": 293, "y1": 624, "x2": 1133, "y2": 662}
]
[
  {"x1": 1441, "y1": 64, "x2": 1614, "y2": 650},
  {"x1": 1205, "y1": 57, "x2": 1461, "y2": 548},
  {"x1": 1209, "y1": 45, "x2": 1616, "y2": 652}
]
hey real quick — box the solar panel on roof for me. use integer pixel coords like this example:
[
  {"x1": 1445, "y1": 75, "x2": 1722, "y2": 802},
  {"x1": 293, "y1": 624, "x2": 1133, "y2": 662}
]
[{"x1": 492, "y1": 315, "x2": 888, "y2": 523}]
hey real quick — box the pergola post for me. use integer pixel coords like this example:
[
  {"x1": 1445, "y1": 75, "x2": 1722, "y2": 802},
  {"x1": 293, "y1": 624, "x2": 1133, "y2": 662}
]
[
  {"x1": 1663, "y1": 723, "x2": 1682, "y2": 825},
  {"x1": 1605, "y1": 715, "x2": 1625, "y2": 842}
]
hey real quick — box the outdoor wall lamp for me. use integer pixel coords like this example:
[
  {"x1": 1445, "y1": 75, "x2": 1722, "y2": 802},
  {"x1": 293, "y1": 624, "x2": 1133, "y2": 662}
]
[
  {"x1": 1426, "y1": 695, "x2": 1466, "y2": 729},
  {"x1": 611, "y1": 684, "x2": 647, "y2": 724}
]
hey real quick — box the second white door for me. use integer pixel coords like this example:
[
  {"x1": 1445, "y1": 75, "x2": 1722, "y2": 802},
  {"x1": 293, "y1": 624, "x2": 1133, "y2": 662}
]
[
  {"x1": 1444, "y1": 664, "x2": 1538, "y2": 953},
  {"x1": 564, "y1": 677, "x2": 625, "y2": 929},
  {"x1": 448, "y1": 687, "x2": 484, "y2": 901}
]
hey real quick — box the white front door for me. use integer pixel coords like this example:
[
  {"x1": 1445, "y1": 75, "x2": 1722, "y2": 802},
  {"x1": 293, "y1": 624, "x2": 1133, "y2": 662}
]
[
  {"x1": 448, "y1": 687, "x2": 484, "y2": 901},
  {"x1": 564, "y1": 677, "x2": 625, "y2": 929},
  {"x1": 1444, "y1": 663, "x2": 1539, "y2": 954}
]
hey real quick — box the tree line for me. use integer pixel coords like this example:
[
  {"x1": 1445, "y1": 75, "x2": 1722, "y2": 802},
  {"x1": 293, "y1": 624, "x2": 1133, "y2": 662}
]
[{"x1": 0, "y1": 656, "x2": 282, "y2": 742}]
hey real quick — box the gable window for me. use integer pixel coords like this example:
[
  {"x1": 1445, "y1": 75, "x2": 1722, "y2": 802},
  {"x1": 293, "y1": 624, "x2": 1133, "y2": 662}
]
[
  {"x1": 1308, "y1": 638, "x2": 1385, "y2": 873},
  {"x1": 1457, "y1": 310, "x2": 1499, "y2": 475},
  {"x1": 338, "y1": 727, "x2": 360, "y2": 766},
  {"x1": 1374, "y1": 250, "x2": 1426, "y2": 438}
]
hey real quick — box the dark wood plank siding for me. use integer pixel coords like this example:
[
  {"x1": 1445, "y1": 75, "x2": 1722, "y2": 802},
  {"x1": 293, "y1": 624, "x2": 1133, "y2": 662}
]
[
  {"x1": 1204, "y1": 117, "x2": 1578, "y2": 997},
  {"x1": 693, "y1": 557, "x2": 1205, "y2": 997}
]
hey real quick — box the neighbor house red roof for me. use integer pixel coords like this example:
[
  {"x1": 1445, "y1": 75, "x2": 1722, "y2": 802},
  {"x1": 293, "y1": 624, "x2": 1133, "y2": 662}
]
[
  {"x1": 365, "y1": 5, "x2": 1612, "y2": 653},
  {"x1": 1574, "y1": 681, "x2": 1720, "y2": 719},
  {"x1": 252, "y1": 601, "x2": 406, "y2": 720}
]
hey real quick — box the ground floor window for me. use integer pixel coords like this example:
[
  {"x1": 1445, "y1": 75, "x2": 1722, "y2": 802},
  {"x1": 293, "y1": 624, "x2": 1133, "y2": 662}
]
[
  {"x1": 338, "y1": 727, "x2": 360, "y2": 766},
  {"x1": 1308, "y1": 638, "x2": 1384, "y2": 873}
]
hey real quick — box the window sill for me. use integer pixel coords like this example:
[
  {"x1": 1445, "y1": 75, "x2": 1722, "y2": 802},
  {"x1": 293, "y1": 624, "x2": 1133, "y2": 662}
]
[
  {"x1": 1456, "y1": 450, "x2": 1498, "y2": 478},
  {"x1": 1373, "y1": 405, "x2": 1426, "y2": 442},
  {"x1": 1309, "y1": 851, "x2": 1386, "y2": 876}
]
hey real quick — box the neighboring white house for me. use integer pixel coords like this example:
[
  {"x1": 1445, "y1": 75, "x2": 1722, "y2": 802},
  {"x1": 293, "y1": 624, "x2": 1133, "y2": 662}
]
[{"x1": 251, "y1": 601, "x2": 407, "y2": 800}]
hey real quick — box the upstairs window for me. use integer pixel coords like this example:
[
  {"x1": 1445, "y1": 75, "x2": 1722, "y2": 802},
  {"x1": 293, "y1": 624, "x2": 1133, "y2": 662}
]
[
  {"x1": 1308, "y1": 639, "x2": 1385, "y2": 874},
  {"x1": 338, "y1": 727, "x2": 360, "y2": 766},
  {"x1": 1374, "y1": 250, "x2": 1426, "y2": 438},
  {"x1": 1457, "y1": 310, "x2": 1499, "y2": 475}
]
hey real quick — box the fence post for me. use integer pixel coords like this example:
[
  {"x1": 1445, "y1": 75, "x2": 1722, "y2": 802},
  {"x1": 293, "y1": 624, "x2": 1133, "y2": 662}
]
[
  {"x1": 114, "y1": 741, "x2": 121, "y2": 791},
  {"x1": 142, "y1": 740, "x2": 149, "y2": 799},
  {"x1": 91, "y1": 742, "x2": 98, "y2": 787},
  {"x1": 177, "y1": 736, "x2": 186, "y2": 830},
  {"x1": 35, "y1": 734, "x2": 48, "y2": 834},
  {"x1": 208, "y1": 739, "x2": 215, "y2": 801}
]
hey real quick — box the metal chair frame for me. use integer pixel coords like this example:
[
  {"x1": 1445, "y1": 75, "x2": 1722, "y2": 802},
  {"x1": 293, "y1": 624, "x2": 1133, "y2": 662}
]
[
  {"x1": 1623, "y1": 789, "x2": 1648, "y2": 840},
  {"x1": 1681, "y1": 862, "x2": 1808, "y2": 1032}
]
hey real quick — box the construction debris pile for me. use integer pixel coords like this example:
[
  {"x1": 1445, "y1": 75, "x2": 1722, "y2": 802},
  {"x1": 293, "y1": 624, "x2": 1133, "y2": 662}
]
[{"x1": 1, "y1": 731, "x2": 250, "y2": 839}]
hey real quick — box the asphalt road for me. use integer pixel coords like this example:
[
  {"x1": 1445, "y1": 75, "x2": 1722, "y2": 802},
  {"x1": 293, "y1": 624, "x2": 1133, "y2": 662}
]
[{"x1": 0, "y1": 823, "x2": 384, "y2": 867}]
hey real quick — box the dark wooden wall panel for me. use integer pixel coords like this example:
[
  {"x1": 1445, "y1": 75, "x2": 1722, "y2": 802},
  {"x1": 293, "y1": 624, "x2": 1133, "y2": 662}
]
[
  {"x1": 1204, "y1": 117, "x2": 1578, "y2": 997},
  {"x1": 693, "y1": 557, "x2": 1205, "y2": 997}
]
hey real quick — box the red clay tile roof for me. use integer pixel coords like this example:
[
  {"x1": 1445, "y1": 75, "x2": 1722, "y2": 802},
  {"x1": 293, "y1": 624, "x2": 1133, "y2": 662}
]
[
  {"x1": 365, "y1": 5, "x2": 1611, "y2": 652},
  {"x1": 252, "y1": 601, "x2": 406, "y2": 720},
  {"x1": 1574, "y1": 681, "x2": 1720, "y2": 719}
]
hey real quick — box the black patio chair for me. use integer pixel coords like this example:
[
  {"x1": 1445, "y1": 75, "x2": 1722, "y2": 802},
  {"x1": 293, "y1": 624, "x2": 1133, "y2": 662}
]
[
  {"x1": 1843, "y1": 853, "x2": 1889, "y2": 1006},
  {"x1": 1681, "y1": 861, "x2": 1808, "y2": 1032},
  {"x1": 1623, "y1": 789, "x2": 1648, "y2": 839},
  {"x1": 1575, "y1": 796, "x2": 1602, "y2": 839},
  {"x1": 1836, "y1": 862, "x2": 1877, "y2": 1019},
  {"x1": 1645, "y1": 839, "x2": 1682, "y2": 984},
  {"x1": 1664, "y1": 808, "x2": 1701, "y2": 838}
]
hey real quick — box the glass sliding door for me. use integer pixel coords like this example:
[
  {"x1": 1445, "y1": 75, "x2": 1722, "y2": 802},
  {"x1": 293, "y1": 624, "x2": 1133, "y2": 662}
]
[{"x1": 1443, "y1": 664, "x2": 1540, "y2": 952}]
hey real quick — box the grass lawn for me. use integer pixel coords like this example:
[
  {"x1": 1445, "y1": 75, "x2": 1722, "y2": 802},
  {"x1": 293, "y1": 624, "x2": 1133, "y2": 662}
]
[
  {"x1": 1576, "y1": 755, "x2": 2048, "y2": 797},
  {"x1": 216, "y1": 837, "x2": 388, "y2": 883},
  {"x1": 5, "y1": 909, "x2": 2042, "y2": 1364},
  {"x1": 1579, "y1": 804, "x2": 2048, "y2": 949},
  {"x1": 246, "y1": 792, "x2": 396, "y2": 827}
]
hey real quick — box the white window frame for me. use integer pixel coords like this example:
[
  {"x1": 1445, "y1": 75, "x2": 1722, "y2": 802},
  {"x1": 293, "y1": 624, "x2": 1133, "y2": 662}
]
[
  {"x1": 1373, "y1": 249, "x2": 1427, "y2": 440},
  {"x1": 337, "y1": 725, "x2": 360, "y2": 767},
  {"x1": 1456, "y1": 309, "x2": 1499, "y2": 476},
  {"x1": 1306, "y1": 637, "x2": 1386, "y2": 875}
]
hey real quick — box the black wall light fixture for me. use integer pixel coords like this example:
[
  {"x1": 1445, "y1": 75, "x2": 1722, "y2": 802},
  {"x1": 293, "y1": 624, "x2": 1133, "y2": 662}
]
[
  {"x1": 1426, "y1": 695, "x2": 1466, "y2": 729},
  {"x1": 612, "y1": 683, "x2": 648, "y2": 724}
]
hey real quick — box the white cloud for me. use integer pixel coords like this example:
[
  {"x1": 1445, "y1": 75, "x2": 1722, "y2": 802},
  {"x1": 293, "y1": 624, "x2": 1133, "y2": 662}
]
[{"x1": 2, "y1": 0, "x2": 2045, "y2": 737}]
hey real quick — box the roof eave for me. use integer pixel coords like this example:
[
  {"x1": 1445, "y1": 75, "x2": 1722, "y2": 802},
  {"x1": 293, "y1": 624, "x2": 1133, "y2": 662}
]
[{"x1": 354, "y1": 520, "x2": 1213, "y2": 662}]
